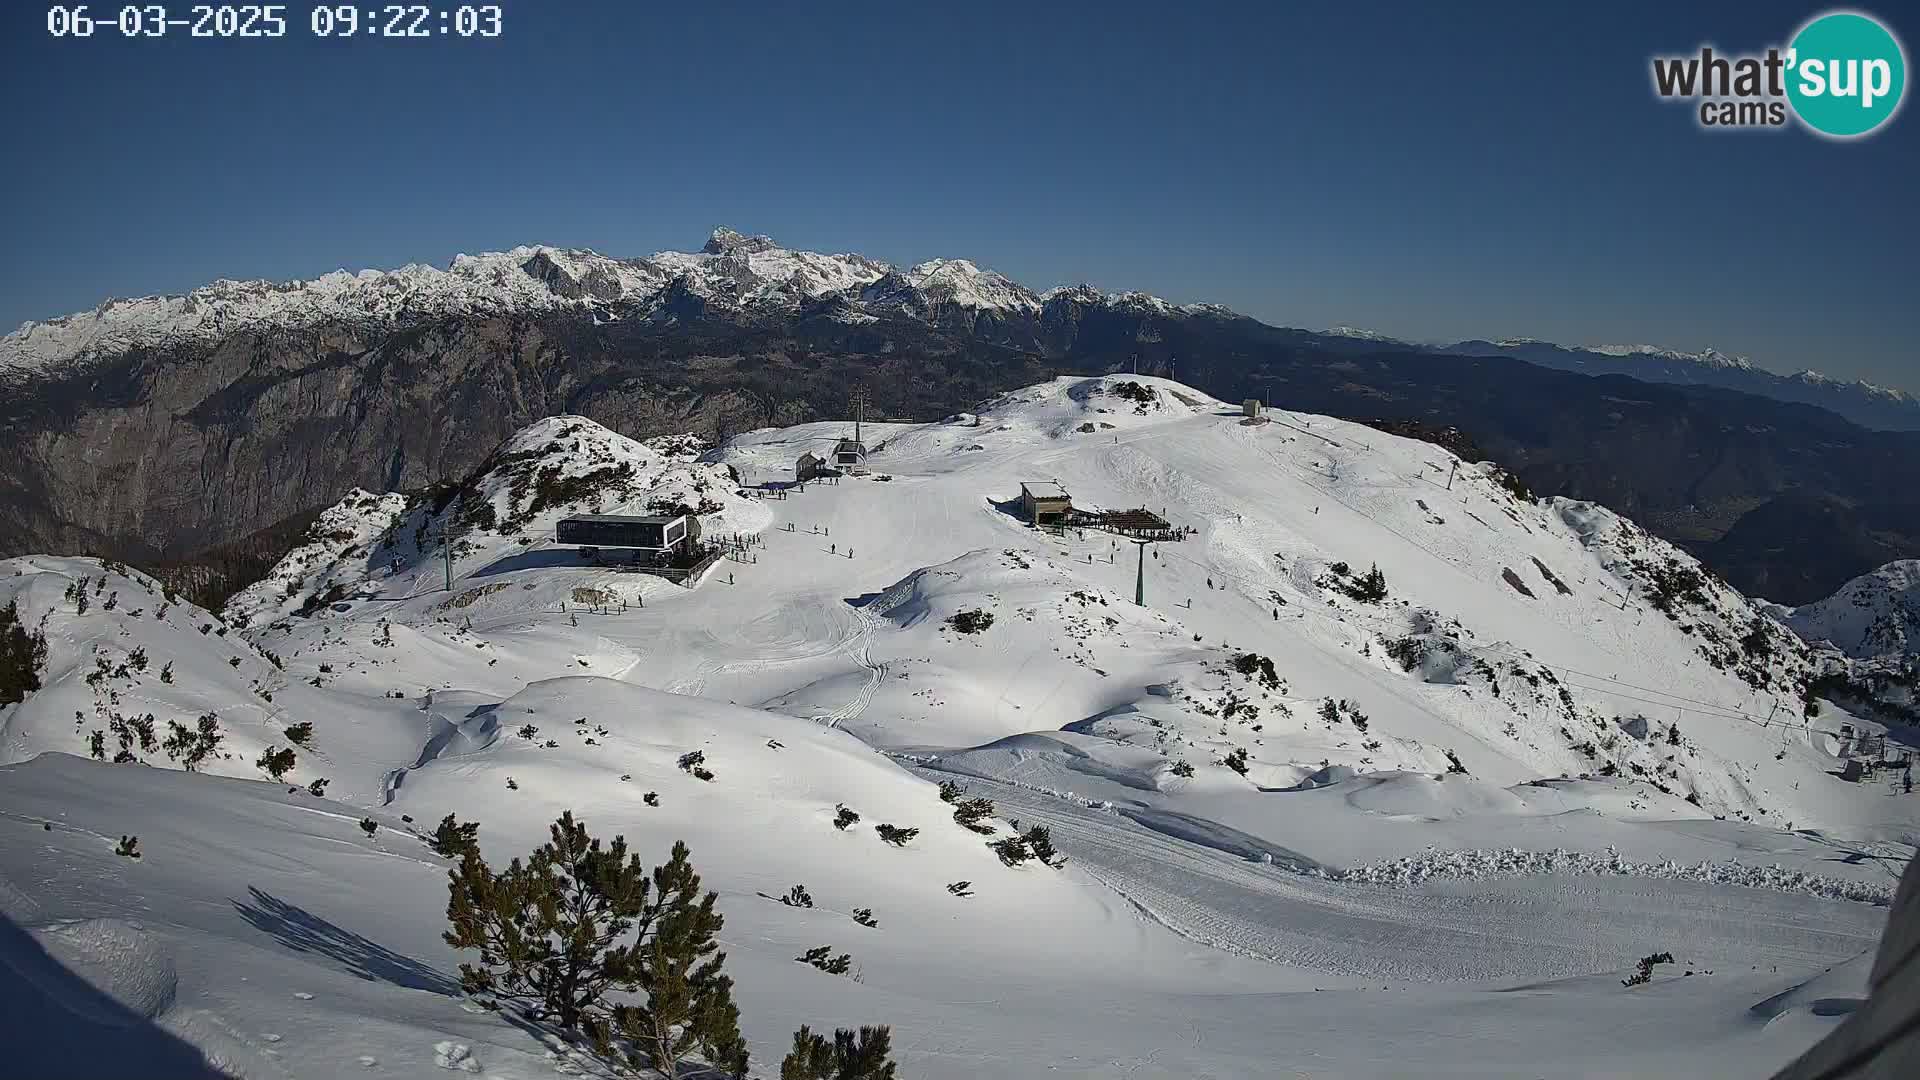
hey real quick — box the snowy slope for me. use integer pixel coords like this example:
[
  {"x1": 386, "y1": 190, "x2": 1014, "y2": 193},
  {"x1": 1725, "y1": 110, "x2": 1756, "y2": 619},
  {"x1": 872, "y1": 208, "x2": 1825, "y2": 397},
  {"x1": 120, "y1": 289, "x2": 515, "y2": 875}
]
[
  {"x1": 0, "y1": 555, "x2": 428, "y2": 797},
  {"x1": 1782, "y1": 560, "x2": 1920, "y2": 660},
  {"x1": 223, "y1": 415, "x2": 764, "y2": 629},
  {"x1": 4, "y1": 374, "x2": 1916, "y2": 1079}
]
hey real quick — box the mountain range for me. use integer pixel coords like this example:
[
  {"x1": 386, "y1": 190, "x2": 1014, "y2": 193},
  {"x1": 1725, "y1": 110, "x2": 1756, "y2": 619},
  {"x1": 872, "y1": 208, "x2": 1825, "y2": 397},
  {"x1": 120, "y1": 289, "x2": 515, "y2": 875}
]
[{"x1": 3, "y1": 227, "x2": 1916, "y2": 605}]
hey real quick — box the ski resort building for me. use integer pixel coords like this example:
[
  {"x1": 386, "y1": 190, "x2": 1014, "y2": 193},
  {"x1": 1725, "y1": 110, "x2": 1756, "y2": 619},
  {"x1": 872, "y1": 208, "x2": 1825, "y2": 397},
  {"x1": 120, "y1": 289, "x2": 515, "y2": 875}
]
[
  {"x1": 1243, "y1": 399, "x2": 1263, "y2": 418},
  {"x1": 795, "y1": 451, "x2": 827, "y2": 482},
  {"x1": 1019, "y1": 481, "x2": 1073, "y2": 525},
  {"x1": 554, "y1": 514, "x2": 694, "y2": 558},
  {"x1": 1096, "y1": 508, "x2": 1177, "y2": 538}
]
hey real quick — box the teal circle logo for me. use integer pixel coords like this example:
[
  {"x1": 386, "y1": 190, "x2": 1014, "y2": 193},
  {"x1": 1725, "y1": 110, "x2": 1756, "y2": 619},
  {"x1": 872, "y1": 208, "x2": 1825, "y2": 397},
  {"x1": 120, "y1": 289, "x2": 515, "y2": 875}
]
[{"x1": 1786, "y1": 11, "x2": 1907, "y2": 137}]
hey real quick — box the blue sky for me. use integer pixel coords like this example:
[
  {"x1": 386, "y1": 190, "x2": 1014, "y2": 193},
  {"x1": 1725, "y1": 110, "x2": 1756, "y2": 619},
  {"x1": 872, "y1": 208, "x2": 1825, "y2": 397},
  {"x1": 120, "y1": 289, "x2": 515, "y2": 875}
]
[{"x1": 1, "y1": 1, "x2": 1913, "y2": 388}]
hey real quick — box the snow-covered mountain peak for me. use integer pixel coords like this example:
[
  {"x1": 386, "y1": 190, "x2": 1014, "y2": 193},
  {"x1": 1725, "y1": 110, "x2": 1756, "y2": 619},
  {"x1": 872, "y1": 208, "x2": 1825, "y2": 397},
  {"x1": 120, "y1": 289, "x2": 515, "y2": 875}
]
[
  {"x1": 1323, "y1": 325, "x2": 1412, "y2": 344},
  {"x1": 222, "y1": 414, "x2": 762, "y2": 628},
  {"x1": 902, "y1": 258, "x2": 1041, "y2": 313},
  {"x1": 1589, "y1": 343, "x2": 1755, "y2": 370},
  {"x1": 1782, "y1": 559, "x2": 1920, "y2": 660},
  {"x1": 701, "y1": 226, "x2": 783, "y2": 256}
]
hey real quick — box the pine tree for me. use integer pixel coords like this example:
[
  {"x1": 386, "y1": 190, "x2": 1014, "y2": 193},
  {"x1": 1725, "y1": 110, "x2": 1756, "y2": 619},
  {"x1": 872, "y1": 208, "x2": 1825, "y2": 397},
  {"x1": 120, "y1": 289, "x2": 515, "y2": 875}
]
[
  {"x1": 444, "y1": 815, "x2": 748, "y2": 1076},
  {"x1": 605, "y1": 842, "x2": 749, "y2": 1078},
  {"x1": 446, "y1": 811, "x2": 649, "y2": 1031},
  {"x1": 781, "y1": 1025, "x2": 898, "y2": 1080},
  {"x1": 431, "y1": 813, "x2": 480, "y2": 858},
  {"x1": 0, "y1": 601, "x2": 50, "y2": 707}
]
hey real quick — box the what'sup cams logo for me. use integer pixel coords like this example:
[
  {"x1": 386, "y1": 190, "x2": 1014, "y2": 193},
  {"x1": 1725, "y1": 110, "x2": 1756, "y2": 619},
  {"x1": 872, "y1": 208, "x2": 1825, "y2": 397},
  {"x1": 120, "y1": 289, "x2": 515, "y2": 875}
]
[{"x1": 1651, "y1": 9, "x2": 1906, "y2": 137}]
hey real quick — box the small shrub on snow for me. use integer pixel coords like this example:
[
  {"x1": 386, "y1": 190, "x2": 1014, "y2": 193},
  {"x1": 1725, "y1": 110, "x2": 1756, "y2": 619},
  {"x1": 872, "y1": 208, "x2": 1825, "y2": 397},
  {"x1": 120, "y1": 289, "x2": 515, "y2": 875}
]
[
  {"x1": 989, "y1": 836, "x2": 1032, "y2": 867},
  {"x1": 307, "y1": 777, "x2": 329, "y2": 797},
  {"x1": 1444, "y1": 749, "x2": 1468, "y2": 775},
  {"x1": 359, "y1": 817, "x2": 379, "y2": 837},
  {"x1": 256, "y1": 745, "x2": 297, "y2": 781},
  {"x1": 1622, "y1": 951, "x2": 1674, "y2": 987},
  {"x1": 795, "y1": 945, "x2": 853, "y2": 976},
  {"x1": 162, "y1": 713, "x2": 223, "y2": 771},
  {"x1": 945, "y1": 609, "x2": 994, "y2": 635},
  {"x1": 1168, "y1": 760, "x2": 1194, "y2": 778},
  {"x1": 936, "y1": 779, "x2": 964, "y2": 804},
  {"x1": 1228, "y1": 652, "x2": 1282, "y2": 690},
  {"x1": 833, "y1": 804, "x2": 861, "y2": 830},
  {"x1": 1021, "y1": 825, "x2": 1064, "y2": 868},
  {"x1": 678, "y1": 750, "x2": 715, "y2": 781},
  {"x1": 115, "y1": 835, "x2": 141, "y2": 859},
  {"x1": 284, "y1": 721, "x2": 315, "y2": 747},
  {"x1": 644, "y1": 791, "x2": 660, "y2": 806},
  {"x1": 946, "y1": 881, "x2": 974, "y2": 898},
  {"x1": 874, "y1": 824, "x2": 918, "y2": 847},
  {"x1": 992, "y1": 825, "x2": 1066, "y2": 870},
  {"x1": 951, "y1": 797, "x2": 996, "y2": 834},
  {"x1": 852, "y1": 908, "x2": 877, "y2": 928},
  {"x1": 781, "y1": 885, "x2": 814, "y2": 909},
  {"x1": 1221, "y1": 748, "x2": 1250, "y2": 775}
]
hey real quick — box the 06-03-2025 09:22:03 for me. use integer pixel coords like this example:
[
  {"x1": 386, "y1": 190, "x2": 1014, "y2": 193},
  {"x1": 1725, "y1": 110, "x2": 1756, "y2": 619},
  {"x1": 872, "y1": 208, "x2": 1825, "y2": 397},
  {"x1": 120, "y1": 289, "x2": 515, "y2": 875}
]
[{"x1": 45, "y1": 4, "x2": 505, "y2": 39}]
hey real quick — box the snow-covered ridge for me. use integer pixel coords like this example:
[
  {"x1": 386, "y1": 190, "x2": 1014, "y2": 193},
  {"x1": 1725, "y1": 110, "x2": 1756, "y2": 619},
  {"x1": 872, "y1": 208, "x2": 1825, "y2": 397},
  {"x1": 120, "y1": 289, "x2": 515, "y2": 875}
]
[
  {"x1": 1323, "y1": 325, "x2": 1414, "y2": 344},
  {"x1": 223, "y1": 416, "x2": 760, "y2": 627},
  {"x1": 1586, "y1": 344, "x2": 1755, "y2": 370},
  {"x1": 1782, "y1": 559, "x2": 1920, "y2": 661},
  {"x1": 0, "y1": 228, "x2": 1219, "y2": 378}
]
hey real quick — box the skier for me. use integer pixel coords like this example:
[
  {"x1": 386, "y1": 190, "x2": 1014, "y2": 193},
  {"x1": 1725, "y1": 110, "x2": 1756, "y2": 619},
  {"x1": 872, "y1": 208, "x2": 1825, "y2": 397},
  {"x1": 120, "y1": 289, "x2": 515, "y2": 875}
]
[{"x1": 830, "y1": 543, "x2": 836, "y2": 555}]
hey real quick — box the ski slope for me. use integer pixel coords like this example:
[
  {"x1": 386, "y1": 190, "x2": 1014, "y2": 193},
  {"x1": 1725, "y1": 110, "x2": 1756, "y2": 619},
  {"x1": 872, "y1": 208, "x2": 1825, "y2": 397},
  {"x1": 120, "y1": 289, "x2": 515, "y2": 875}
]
[{"x1": 3, "y1": 374, "x2": 1916, "y2": 1078}]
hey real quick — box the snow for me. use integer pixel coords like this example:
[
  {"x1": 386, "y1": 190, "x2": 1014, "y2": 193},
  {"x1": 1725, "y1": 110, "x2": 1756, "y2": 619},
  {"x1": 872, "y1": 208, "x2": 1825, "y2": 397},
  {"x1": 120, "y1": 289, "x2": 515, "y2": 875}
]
[
  {"x1": 1588, "y1": 344, "x2": 1756, "y2": 370},
  {"x1": 1, "y1": 228, "x2": 1058, "y2": 379},
  {"x1": 3, "y1": 373, "x2": 1916, "y2": 1078},
  {"x1": 1780, "y1": 560, "x2": 1920, "y2": 660},
  {"x1": 1322, "y1": 325, "x2": 1414, "y2": 344}
]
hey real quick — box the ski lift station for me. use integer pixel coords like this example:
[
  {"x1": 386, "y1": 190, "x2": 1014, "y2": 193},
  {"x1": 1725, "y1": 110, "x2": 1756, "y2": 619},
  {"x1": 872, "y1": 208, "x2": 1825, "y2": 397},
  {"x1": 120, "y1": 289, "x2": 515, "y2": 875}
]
[
  {"x1": 554, "y1": 513, "x2": 697, "y2": 560},
  {"x1": 833, "y1": 437, "x2": 868, "y2": 468},
  {"x1": 1019, "y1": 481, "x2": 1073, "y2": 525}
]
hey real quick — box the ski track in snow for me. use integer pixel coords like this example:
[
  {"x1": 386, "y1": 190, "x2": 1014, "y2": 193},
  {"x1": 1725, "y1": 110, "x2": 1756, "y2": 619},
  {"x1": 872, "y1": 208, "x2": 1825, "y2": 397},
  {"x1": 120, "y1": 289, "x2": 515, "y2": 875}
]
[
  {"x1": 919, "y1": 769, "x2": 1892, "y2": 982},
  {"x1": 4, "y1": 375, "x2": 1915, "y2": 1080}
]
